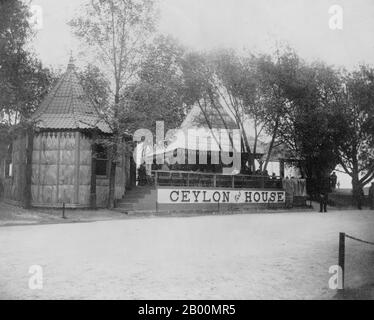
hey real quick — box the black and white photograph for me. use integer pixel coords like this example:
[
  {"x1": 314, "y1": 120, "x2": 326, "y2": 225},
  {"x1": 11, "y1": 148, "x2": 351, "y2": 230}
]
[{"x1": 0, "y1": 0, "x2": 374, "y2": 304}]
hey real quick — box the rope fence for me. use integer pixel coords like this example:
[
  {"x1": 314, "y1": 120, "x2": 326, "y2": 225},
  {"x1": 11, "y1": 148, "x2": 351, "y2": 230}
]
[
  {"x1": 345, "y1": 234, "x2": 374, "y2": 246},
  {"x1": 338, "y1": 232, "x2": 374, "y2": 291}
]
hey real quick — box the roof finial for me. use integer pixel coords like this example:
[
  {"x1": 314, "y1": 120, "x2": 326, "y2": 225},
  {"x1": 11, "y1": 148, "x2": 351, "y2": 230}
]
[{"x1": 67, "y1": 50, "x2": 75, "y2": 70}]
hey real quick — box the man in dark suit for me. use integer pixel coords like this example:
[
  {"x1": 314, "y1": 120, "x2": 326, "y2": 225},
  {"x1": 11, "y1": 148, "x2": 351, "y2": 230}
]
[
  {"x1": 319, "y1": 177, "x2": 330, "y2": 213},
  {"x1": 319, "y1": 192, "x2": 328, "y2": 213}
]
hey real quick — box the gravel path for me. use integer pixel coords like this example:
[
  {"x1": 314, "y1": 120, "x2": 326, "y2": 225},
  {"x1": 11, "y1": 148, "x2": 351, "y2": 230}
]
[{"x1": 0, "y1": 210, "x2": 373, "y2": 299}]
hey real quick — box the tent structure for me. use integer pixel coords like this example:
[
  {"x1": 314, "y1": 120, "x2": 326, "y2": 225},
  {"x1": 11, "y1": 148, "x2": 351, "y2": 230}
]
[{"x1": 140, "y1": 103, "x2": 276, "y2": 172}]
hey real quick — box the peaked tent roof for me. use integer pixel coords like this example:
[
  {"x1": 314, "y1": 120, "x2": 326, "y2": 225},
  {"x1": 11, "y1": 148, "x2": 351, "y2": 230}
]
[
  {"x1": 181, "y1": 104, "x2": 239, "y2": 130},
  {"x1": 31, "y1": 57, "x2": 111, "y2": 134}
]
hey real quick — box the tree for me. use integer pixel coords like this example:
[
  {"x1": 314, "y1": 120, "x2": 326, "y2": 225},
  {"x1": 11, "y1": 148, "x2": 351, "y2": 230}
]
[
  {"x1": 78, "y1": 63, "x2": 111, "y2": 114},
  {"x1": 335, "y1": 66, "x2": 374, "y2": 208},
  {"x1": 209, "y1": 50, "x2": 292, "y2": 173},
  {"x1": 181, "y1": 49, "x2": 289, "y2": 173},
  {"x1": 121, "y1": 35, "x2": 188, "y2": 134},
  {"x1": 181, "y1": 51, "x2": 236, "y2": 162},
  {"x1": 0, "y1": 0, "x2": 55, "y2": 208},
  {"x1": 0, "y1": 0, "x2": 54, "y2": 125},
  {"x1": 273, "y1": 54, "x2": 347, "y2": 196},
  {"x1": 70, "y1": 0, "x2": 157, "y2": 208},
  {"x1": 0, "y1": 0, "x2": 54, "y2": 160}
]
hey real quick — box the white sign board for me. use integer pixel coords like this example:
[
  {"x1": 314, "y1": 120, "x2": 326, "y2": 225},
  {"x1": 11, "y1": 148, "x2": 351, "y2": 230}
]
[{"x1": 157, "y1": 188, "x2": 285, "y2": 204}]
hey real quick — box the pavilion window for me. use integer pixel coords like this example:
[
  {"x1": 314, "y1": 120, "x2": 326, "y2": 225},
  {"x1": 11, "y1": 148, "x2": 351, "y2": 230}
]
[
  {"x1": 4, "y1": 143, "x2": 13, "y2": 178},
  {"x1": 4, "y1": 160, "x2": 12, "y2": 178},
  {"x1": 95, "y1": 144, "x2": 109, "y2": 177}
]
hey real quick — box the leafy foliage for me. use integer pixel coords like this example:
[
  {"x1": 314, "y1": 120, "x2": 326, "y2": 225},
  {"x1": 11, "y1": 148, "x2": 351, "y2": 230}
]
[{"x1": 120, "y1": 35, "x2": 188, "y2": 134}]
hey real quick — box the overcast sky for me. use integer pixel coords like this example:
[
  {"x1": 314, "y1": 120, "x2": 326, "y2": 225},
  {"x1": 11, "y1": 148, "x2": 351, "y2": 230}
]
[{"x1": 29, "y1": 0, "x2": 374, "y2": 71}]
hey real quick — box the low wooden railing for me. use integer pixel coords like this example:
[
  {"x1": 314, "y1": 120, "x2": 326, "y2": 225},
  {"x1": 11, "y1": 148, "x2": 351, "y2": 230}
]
[{"x1": 151, "y1": 170, "x2": 283, "y2": 189}]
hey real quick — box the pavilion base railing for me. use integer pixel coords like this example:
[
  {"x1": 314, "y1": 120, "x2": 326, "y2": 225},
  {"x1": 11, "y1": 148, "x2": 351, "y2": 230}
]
[{"x1": 151, "y1": 170, "x2": 283, "y2": 190}]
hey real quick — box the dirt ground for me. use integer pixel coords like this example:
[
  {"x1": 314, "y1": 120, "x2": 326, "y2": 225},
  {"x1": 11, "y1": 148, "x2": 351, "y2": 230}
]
[
  {"x1": 0, "y1": 207, "x2": 373, "y2": 300},
  {"x1": 0, "y1": 202, "x2": 128, "y2": 227}
]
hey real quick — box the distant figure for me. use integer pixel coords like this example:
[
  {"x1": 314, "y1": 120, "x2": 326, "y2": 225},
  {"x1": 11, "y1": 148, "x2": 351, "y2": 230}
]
[
  {"x1": 271, "y1": 172, "x2": 277, "y2": 180},
  {"x1": 330, "y1": 172, "x2": 338, "y2": 190},
  {"x1": 319, "y1": 192, "x2": 328, "y2": 213},
  {"x1": 151, "y1": 159, "x2": 159, "y2": 171},
  {"x1": 319, "y1": 177, "x2": 330, "y2": 213},
  {"x1": 161, "y1": 162, "x2": 170, "y2": 171},
  {"x1": 337, "y1": 181, "x2": 340, "y2": 189},
  {"x1": 369, "y1": 183, "x2": 374, "y2": 210},
  {"x1": 138, "y1": 162, "x2": 147, "y2": 186}
]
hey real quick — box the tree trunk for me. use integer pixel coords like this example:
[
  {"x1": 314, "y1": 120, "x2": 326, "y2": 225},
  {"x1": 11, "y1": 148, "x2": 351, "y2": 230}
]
[
  {"x1": 263, "y1": 117, "x2": 279, "y2": 172},
  {"x1": 90, "y1": 130, "x2": 97, "y2": 209},
  {"x1": 352, "y1": 174, "x2": 363, "y2": 210},
  {"x1": 107, "y1": 92, "x2": 120, "y2": 209},
  {"x1": 23, "y1": 128, "x2": 33, "y2": 209},
  {"x1": 107, "y1": 144, "x2": 117, "y2": 209}
]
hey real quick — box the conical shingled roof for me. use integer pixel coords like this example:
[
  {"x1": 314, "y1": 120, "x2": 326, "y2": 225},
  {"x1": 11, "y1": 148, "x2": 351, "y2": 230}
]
[{"x1": 32, "y1": 57, "x2": 112, "y2": 134}]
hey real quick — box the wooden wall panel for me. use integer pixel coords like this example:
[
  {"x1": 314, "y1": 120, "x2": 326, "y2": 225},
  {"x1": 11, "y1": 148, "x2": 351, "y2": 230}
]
[
  {"x1": 96, "y1": 185, "x2": 109, "y2": 207},
  {"x1": 26, "y1": 132, "x2": 131, "y2": 208},
  {"x1": 31, "y1": 185, "x2": 38, "y2": 203},
  {"x1": 60, "y1": 150, "x2": 76, "y2": 165},
  {"x1": 59, "y1": 133, "x2": 75, "y2": 150},
  {"x1": 78, "y1": 185, "x2": 90, "y2": 205},
  {"x1": 31, "y1": 164, "x2": 39, "y2": 185},
  {"x1": 80, "y1": 151, "x2": 91, "y2": 165},
  {"x1": 39, "y1": 164, "x2": 58, "y2": 185},
  {"x1": 58, "y1": 164, "x2": 76, "y2": 185},
  {"x1": 58, "y1": 185, "x2": 75, "y2": 204},
  {"x1": 40, "y1": 185, "x2": 57, "y2": 204},
  {"x1": 79, "y1": 165, "x2": 91, "y2": 185},
  {"x1": 39, "y1": 150, "x2": 58, "y2": 165}
]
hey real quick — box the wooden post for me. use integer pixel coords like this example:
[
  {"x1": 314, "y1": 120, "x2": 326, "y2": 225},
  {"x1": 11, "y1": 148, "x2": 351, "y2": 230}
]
[
  {"x1": 23, "y1": 128, "x2": 34, "y2": 209},
  {"x1": 56, "y1": 133, "x2": 61, "y2": 203},
  {"x1": 90, "y1": 131, "x2": 97, "y2": 209},
  {"x1": 263, "y1": 177, "x2": 266, "y2": 189},
  {"x1": 62, "y1": 202, "x2": 66, "y2": 219},
  {"x1": 74, "y1": 131, "x2": 81, "y2": 205},
  {"x1": 338, "y1": 232, "x2": 345, "y2": 290},
  {"x1": 108, "y1": 143, "x2": 117, "y2": 209},
  {"x1": 279, "y1": 159, "x2": 285, "y2": 178}
]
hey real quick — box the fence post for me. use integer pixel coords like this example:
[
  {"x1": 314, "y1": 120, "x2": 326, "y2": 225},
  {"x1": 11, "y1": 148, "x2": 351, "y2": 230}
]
[
  {"x1": 338, "y1": 232, "x2": 345, "y2": 290},
  {"x1": 260, "y1": 176, "x2": 265, "y2": 189},
  {"x1": 62, "y1": 202, "x2": 66, "y2": 219}
]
